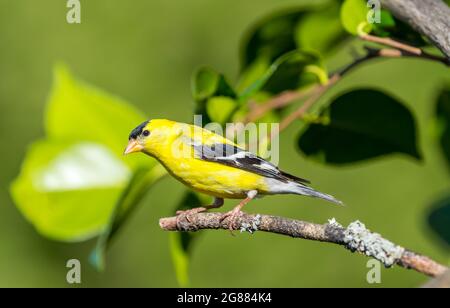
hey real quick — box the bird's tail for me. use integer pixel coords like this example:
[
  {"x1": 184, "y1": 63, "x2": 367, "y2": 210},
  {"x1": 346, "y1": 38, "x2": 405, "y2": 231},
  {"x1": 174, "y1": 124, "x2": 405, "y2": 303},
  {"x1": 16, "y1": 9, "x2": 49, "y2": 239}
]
[{"x1": 291, "y1": 184, "x2": 343, "y2": 206}]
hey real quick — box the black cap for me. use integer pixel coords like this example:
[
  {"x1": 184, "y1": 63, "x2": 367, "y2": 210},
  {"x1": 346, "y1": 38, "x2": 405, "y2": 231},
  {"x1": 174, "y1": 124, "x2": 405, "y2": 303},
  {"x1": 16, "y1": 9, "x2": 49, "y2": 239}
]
[{"x1": 129, "y1": 120, "x2": 149, "y2": 140}]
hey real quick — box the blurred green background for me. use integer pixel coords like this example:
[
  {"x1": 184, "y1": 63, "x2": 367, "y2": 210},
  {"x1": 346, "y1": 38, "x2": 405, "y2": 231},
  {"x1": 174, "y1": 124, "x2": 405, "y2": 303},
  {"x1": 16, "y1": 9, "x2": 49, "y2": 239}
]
[{"x1": 0, "y1": 0, "x2": 449, "y2": 287}]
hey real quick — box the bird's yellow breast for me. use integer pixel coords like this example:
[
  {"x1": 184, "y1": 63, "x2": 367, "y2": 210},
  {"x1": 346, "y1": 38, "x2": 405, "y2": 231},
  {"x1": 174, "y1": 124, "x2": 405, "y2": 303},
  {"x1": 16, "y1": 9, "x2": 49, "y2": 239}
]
[{"x1": 157, "y1": 152, "x2": 268, "y2": 199}]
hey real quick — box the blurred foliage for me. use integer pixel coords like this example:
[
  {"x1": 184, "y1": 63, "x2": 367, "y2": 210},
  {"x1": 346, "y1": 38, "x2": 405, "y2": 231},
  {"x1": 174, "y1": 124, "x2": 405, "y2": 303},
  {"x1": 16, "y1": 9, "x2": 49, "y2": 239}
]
[
  {"x1": 428, "y1": 86, "x2": 450, "y2": 250},
  {"x1": 295, "y1": 1, "x2": 347, "y2": 56},
  {"x1": 191, "y1": 67, "x2": 237, "y2": 124},
  {"x1": 340, "y1": 0, "x2": 427, "y2": 46},
  {"x1": 90, "y1": 165, "x2": 166, "y2": 271},
  {"x1": 11, "y1": 66, "x2": 166, "y2": 252},
  {"x1": 298, "y1": 89, "x2": 421, "y2": 164},
  {"x1": 170, "y1": 192, "x2": 210, "y2": 287},
  {"x1": 435, "y1": 87, "x2": 450, "y2": 170},
  {"x1": 4, "y1": 0, "x2": 450, "y2": 288},
  {"x1": 11, "y1": 139, "x2": 124, "y2": 241},
  {"x1": 239, "y1": 50, "x2": 326, "y2": 100},
  {"x1": 428, "y1": 195, "x2": 450, "y2": 248},
  {"x1": 240, "y1": 8, "x2": 307, "y2": 70},
  {"x1": 340, "y1": 0, "x2": 373, "y2": 35}
]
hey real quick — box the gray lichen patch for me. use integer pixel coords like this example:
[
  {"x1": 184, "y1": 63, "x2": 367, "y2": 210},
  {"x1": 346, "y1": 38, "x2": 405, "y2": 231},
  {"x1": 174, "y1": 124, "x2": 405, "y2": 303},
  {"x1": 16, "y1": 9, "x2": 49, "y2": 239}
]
[
  {"x1": 240, "y1": 214, "x2": 262, "y2": 234},
  {"x1": 343, "y1": 221, "x2": 405, "y2": 267},
  {"x1": 328, "y1": 218, "x2": 343, "y2": 228}
]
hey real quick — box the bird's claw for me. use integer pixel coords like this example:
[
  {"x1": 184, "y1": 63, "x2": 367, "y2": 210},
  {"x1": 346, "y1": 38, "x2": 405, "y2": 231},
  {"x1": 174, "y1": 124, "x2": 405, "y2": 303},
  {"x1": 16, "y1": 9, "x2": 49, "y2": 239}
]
[
  {"x1": 176, "y1": 207, "x2": 206, "y2": 224},
  {"x1": 219, "y1": 209, "x2": 244, "y2": 235}
]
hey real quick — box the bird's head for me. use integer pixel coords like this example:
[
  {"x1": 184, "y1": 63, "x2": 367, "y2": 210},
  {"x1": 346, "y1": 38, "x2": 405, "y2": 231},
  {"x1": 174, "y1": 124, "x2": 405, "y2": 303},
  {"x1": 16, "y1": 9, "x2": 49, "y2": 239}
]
[
  {"x1": 124, "y1": 119, "x2": 177, "y2": 156},
  {"x1": 124, "y1": 120, "x2": 151, "y2": 155}
]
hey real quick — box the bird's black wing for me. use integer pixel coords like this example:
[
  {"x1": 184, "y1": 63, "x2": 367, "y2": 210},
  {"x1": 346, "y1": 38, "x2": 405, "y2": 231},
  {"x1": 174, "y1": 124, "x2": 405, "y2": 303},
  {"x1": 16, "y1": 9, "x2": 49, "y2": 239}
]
[{"x1": 192, "y1": 143, "x2": 310, "y2": 185}]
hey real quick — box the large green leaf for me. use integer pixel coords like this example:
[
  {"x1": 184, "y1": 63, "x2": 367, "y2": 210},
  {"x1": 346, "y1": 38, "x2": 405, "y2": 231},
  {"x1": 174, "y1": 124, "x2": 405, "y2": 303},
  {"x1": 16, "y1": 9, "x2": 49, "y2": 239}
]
[
  {"x1": 298, "y1": 89, "x2": 422, "y2": 164},
  {"x1": 170, "y1": 192, "x2": 211, "y2": 287},
  {"x1": 11, "y1": 140, "x2": 130, "y2": 241},
  {"x1": 45, "y1": 65, "x2": 149, "y2": 169},
  {"x1": 435, "y1": 87, "x2": 450, "y2": 170},
  {"x1": 428, "y1": 195, "x2": 450, "y2": 248},
  {"x1": 10, "y1": 65, "x2": 160, "y2": 242}
]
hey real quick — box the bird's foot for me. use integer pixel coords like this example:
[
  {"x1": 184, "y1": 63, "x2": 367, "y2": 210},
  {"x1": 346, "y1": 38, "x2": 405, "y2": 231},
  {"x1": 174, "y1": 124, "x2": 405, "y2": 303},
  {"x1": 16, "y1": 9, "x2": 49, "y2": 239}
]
[
  {"x1": 176, "y1": 207, "x2": 207, "y2": 224},
  {"x1": 219, "y1": 208, "x2": 245, "y2": 235}
]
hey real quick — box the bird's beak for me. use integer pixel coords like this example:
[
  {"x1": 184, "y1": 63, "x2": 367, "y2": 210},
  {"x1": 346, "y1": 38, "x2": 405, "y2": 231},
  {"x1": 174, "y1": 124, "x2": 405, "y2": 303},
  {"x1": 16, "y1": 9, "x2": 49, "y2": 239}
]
[{"x1": 124, "y1": 139, "x2": 144, "y2": 155}]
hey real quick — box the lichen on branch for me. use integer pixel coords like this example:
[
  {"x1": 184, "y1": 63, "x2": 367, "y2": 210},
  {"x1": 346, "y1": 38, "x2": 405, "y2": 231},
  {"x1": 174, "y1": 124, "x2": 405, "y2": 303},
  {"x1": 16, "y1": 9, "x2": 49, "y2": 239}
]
[{"x1": 159, "y1": 212, "x2": 448, "y2": 278}]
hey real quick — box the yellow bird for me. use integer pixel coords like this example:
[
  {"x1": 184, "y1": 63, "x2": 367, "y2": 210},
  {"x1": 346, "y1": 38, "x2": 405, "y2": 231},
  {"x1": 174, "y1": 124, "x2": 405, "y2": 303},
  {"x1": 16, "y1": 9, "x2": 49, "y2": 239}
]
[{"x1": 124, "y1": 119, "x2": 342, "y2": 229}]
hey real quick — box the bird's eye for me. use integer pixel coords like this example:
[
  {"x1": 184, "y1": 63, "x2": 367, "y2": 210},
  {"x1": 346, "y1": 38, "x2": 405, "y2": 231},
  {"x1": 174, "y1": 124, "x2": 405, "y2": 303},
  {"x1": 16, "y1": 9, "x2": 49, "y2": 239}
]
[{"x1": 142, "y1": 130, "x2": 150, "y2": 137}]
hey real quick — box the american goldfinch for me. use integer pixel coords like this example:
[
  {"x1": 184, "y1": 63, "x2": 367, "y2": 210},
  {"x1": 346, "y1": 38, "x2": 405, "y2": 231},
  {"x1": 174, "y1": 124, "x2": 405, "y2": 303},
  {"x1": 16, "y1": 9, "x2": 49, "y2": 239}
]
[{"x1": 124, "y1": 119, "x2": 342, "y2": 230}]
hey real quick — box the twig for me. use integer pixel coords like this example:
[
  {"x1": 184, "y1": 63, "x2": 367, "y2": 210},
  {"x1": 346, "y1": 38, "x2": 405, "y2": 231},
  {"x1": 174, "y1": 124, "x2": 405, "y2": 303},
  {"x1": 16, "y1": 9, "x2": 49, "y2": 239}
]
[
  {"x1": 278, "y1": 74, "x2": 340, "y2": 131},
  {"x1": 359, "y1": 33, "x2": 423, "y2": 55},
  {"x1": 159, "y1": 213, "x2": 448, "y2": 278},
  {"x1": 251, "y1": 45, "x2": 448, "y2": 137},
  {"x1": 242, "y1": 42, "x2": 448, "y2": 135},
  {"x1": 359, "y1": 34, "x2": 450, "y2": 66},
  {"x1": 422, "y1": 270, "x2": 450, "y2": 288},
  {"x1": 244, "y1": 87, "x2": 316, "y2": 124},
  {"x1": 381, "y1": 0, "x2": 450, "y2": 59}
]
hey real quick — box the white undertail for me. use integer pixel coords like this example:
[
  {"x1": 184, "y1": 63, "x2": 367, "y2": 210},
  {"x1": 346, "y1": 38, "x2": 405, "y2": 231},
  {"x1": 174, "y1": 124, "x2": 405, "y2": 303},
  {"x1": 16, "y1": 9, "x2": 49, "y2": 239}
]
[{"x1": 265, "y1": 179, "x2": 343, "y2": 205}]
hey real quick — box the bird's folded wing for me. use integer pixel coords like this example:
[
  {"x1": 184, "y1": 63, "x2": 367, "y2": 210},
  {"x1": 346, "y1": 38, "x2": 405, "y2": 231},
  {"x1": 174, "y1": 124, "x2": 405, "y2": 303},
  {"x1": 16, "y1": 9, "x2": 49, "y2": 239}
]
[{"x1": 190, "y1": 142, "x2": 310, "y2": 185}]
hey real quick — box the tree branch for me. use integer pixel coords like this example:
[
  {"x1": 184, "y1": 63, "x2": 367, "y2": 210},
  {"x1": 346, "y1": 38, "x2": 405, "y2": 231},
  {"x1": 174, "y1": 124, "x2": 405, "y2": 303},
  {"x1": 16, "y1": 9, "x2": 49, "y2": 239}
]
[
  {"x1": 278, "y1": 74, "x2": 340, "y2": 131},
  {"x1": 422, "y1": 270, "x2": 450, "y2": 288},
  {"x1": 159, "y1": 212, "x2": 448, "y2": 278},
  {"x1": 381, "y1": 0, "x2": 450, "y2": 58},
  {"x1": 243, "y1": 45, "x2": 448, "y2": 134}
]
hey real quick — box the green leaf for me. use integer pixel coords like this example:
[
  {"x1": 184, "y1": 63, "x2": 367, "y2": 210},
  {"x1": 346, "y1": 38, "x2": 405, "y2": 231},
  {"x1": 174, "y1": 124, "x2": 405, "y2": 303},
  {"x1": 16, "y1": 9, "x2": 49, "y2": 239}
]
[
  {"x1": 46, "y1": 64, "x2": 150, "y2": 169},
  {"x1": 238, "y1": 3, "x2": 345, "y2": 102},
  {"x1": 10, "y1": 140, "x2": 130, "y2": 241},
  {"x1": 90, "y1": 165, "x2": 166, "y2": 271},
  {"x1": 170, "y1": 192, "x2": 210, "y2": 287},
  {"x1": 192, "y1": 68, "x2": 220, "y2": 101},
  {"x1": 435, "y1": 87, "x2": 450, "y2": 170},
  {"x1": 240, "y1": 8, "x2": 308, "y2": 70},
  {"x1": 341, "y1": 1, "x2": 425, "y2": 45},
  {"x1": 239, "y1": 3, "x2": 339, "y2": 80},
  {"x1": 428, "y1": 195, "x2": 450, "y2": 248},
  {"x1": 10, "y1": 64, "x2": 160, "y2": 243},
  {"x1": 295, "y1": 1, "x2": 348, "y2": 55},
  {"x1": 298, "y1": 89, "x2": 422, "y2": 164},
  {"x1": 191, "y1": 67, "x2": 235, "y2": 102},
  {"x1": 340, "y1": 0, "x2": 372, "y2": 35},
  {"x1": 236, "y1": 57, "x2": 271, "y2": 95},
  {"x1": 191, "y1": 67, "x2": 236, "y2": 122},
  {"x1": 239, "y1": 50, "x2": 325, "y2": 100},
  {"x1": 206, "y1": 96, "x2": 238, "y2": 125}
]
